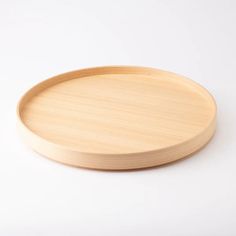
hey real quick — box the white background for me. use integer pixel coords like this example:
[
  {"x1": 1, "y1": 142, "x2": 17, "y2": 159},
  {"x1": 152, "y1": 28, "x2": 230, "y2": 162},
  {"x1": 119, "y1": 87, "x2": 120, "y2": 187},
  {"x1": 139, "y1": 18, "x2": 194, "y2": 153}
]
[{"x1": 0, "y1": 0, "x2": 236, "y2": 235}]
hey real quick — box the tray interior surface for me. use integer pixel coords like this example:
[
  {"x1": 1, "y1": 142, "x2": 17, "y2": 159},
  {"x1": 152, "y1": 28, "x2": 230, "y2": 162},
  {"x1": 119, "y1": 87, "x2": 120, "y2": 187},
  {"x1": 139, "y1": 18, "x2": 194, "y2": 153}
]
[{"x1": 20, "y1": 69, "x2": 215, "y2": 155}]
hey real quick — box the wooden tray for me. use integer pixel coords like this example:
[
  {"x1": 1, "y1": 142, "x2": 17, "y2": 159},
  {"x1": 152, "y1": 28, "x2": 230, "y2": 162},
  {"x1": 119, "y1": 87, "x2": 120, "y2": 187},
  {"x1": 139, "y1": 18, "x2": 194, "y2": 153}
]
[{"x1": 17, "y1": 66, "x2": 216, "y2": 170}]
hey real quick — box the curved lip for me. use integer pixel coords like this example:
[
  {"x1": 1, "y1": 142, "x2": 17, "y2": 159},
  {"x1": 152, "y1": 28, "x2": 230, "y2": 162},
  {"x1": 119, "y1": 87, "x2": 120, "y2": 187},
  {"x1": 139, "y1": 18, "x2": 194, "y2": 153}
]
[{"x1": 17, "y1": 65, "x2": 217, "y2": 156}]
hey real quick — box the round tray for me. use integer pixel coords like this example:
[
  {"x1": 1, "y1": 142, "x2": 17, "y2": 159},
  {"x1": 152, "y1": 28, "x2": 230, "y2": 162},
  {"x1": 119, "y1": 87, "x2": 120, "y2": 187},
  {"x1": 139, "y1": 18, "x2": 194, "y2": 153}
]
[{"x1": 17, "y1": 66, "x2": 216, "y2": 170}]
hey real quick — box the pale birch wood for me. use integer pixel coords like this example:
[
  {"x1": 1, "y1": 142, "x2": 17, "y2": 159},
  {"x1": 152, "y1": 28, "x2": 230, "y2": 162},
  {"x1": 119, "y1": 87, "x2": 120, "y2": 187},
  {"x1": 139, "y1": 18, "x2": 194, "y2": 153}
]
[{"x1": 17, "y1": 66, "x2": 216, "y2": 170}]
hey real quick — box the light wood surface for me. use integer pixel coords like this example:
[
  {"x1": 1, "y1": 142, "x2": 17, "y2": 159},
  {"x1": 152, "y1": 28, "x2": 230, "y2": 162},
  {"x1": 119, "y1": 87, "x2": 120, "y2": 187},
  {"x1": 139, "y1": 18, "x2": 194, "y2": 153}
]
[{"x1": 17, "y1": 66, "x2": 216, "y2": 170}]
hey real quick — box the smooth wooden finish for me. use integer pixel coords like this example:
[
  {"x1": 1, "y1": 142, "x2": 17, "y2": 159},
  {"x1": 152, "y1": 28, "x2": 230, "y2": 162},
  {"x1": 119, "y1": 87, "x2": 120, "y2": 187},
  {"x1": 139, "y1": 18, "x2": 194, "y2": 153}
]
[{"x1": 17, "y1": 66, "x2": 216, "y2": 170}]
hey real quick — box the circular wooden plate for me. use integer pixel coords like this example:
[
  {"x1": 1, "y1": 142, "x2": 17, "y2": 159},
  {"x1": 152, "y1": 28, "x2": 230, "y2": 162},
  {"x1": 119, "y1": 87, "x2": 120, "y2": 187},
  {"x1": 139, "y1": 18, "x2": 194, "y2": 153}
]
[{"x1": 17, "y1": 66, "x2": 216, "y2": 170}]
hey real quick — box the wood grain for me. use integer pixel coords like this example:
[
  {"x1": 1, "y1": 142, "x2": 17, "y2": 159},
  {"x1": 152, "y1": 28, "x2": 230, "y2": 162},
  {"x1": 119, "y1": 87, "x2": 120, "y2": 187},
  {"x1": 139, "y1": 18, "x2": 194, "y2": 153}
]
[{"x1": 17, "y1": 66, "x2": 216, "y2": 170}]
